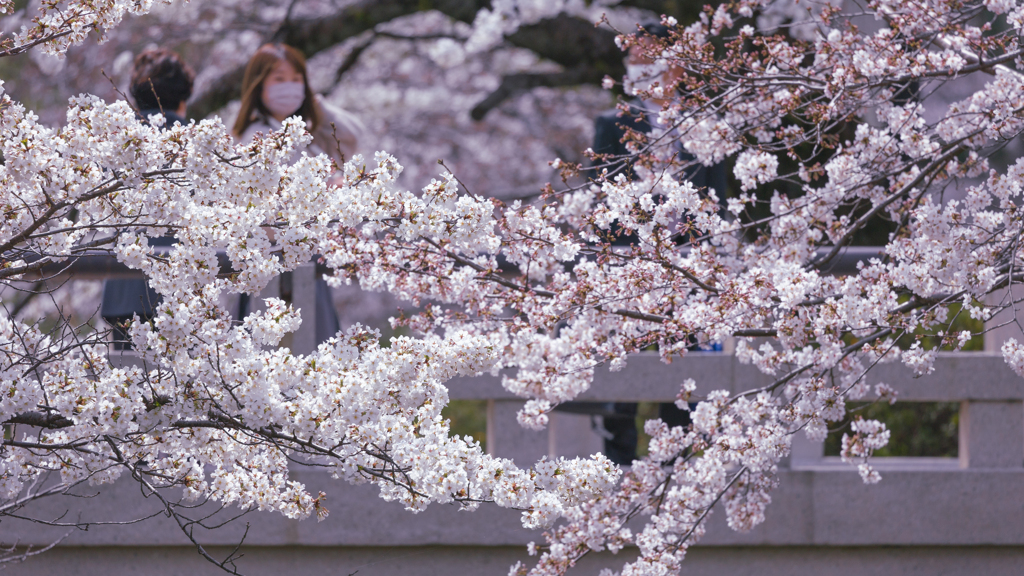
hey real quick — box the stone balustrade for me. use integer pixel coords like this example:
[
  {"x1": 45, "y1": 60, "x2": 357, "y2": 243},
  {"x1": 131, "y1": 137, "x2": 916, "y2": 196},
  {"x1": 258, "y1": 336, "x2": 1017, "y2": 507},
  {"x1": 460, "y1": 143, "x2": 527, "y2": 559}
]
[
  {"x1": 6, "y1": 352, "x2": 1021, "y2": 575},
  {"x1": 4, "y1": 260, "x2": 1023, "y2": 575}
]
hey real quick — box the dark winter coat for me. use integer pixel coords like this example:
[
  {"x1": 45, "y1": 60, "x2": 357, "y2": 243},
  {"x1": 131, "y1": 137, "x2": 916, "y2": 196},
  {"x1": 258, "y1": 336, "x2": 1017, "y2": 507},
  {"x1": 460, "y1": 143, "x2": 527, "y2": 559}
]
[
  {"x1": 100, "y1": 109, "x2": 186, "y2": 323},
  {"x1": 591, "y1": 102, "x2": 727, "y2": 196}
]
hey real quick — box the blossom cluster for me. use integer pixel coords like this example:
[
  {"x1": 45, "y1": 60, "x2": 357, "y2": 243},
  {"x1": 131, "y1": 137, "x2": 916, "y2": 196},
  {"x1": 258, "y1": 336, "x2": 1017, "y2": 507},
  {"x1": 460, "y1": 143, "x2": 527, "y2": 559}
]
[
  {"x1": 318, "y1": 1, "x2": 1024, "y2": 573},
  {"x1": 0, "y1": 81, "x2": 618, "y2": 562},
  {"x1": 0, "y1": 0, "x2": 175, "y2": 56}
]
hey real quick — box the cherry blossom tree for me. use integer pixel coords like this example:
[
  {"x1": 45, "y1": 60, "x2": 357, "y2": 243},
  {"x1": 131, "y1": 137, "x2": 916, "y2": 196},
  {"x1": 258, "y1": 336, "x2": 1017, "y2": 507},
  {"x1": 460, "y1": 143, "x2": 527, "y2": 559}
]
[{"x1": 3, "y1": 0, "x2": 1024, "y2": 575}]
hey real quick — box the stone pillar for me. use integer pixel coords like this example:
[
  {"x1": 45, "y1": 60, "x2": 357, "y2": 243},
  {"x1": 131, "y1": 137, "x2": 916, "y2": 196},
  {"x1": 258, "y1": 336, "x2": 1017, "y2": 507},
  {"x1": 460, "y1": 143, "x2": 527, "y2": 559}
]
[
  {"x1": 549, "y1": 411, "x2": 603, "y2": 459},
  {"x1": 984, "y1": 284, "x2": 1024, "y2": 352},
  {"x1": 959, "y1": 400, "x2": 1024, "y2": 469},
  {"x1": 250, "y1": 265, "x2": 318, "y2": 355},
  {"x1": 788, "y1": 431, "x2": 825, "y2": 468},
  {"x1": 486, "y1": 400, "x2": 550, "y2": 464},
  {"x1": 251, "y1": 275, "x2": 281, "y2": 310},
  {"x1": 288, "y1": 263, "x2": 318, "y2": 355},
  {"x1": 251, "y1": 275, "x2": 282, "y2": 350}
]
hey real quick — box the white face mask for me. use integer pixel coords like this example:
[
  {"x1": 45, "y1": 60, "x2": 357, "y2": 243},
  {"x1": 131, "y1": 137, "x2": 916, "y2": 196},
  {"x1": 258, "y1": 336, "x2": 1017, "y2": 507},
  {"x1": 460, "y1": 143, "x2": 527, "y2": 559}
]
[
  {"x1": 623, "y1": 62, "x2": 668, "y2": 96},
  {"x1": 263, "y1": 81, "x2": 306, "y2": 118}
]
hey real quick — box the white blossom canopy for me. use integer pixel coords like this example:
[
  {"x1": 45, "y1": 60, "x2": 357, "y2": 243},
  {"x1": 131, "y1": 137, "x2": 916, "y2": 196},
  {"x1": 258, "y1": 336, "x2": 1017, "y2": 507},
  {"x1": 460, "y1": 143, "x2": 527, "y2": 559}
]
[{"x1": 2, "y1": 0, "x2": 1024, "y2": 575}]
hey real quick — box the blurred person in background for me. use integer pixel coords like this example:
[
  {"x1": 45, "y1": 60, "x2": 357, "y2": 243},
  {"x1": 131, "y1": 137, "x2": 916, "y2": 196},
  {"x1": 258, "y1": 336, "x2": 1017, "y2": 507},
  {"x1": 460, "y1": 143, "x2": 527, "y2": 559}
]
[
  {"x1": 101, "y1": 48, "x2": 194, "y2": 349},
  {"x1": 232, "y1": 43, "x2": 367, "y2": 344},
  {"x1": 592, "y1": 21, "x2": 728, "y2": 202},
  {"x1": 232, "y1": 43, "x2": 364, "y2": 166},
  {"x1": 574, "y1": 22, "x2": 728, "y2": 465}
]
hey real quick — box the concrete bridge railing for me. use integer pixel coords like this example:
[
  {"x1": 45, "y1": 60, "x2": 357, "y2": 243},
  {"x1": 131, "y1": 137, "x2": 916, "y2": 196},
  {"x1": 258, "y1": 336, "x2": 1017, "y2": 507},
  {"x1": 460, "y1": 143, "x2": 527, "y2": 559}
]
[{"x1": 4, "y1": 258, "x2": 1023, "y2": 575}]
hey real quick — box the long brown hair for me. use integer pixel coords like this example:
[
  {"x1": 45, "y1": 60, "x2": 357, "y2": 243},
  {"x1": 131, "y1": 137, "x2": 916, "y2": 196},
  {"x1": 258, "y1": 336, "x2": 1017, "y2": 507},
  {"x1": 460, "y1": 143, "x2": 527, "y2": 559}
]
[{"x1": 231, "y1": 43, "x2": 320, "y2": 137}]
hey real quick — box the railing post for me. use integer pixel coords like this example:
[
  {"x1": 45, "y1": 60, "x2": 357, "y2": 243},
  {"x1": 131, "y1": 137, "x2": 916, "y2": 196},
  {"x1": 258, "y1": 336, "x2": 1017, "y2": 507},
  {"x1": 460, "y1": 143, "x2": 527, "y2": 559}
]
[
  {"x1": 788, "y1": 431, "x2": 825, "y2": 467},
  {"x1": 959, "y1": 400, "x2": 1024, "y2": 468},
  {"x1": 549, "y1": 411, "x2": 603, "y2": 459},
  {"x1": 984, "y1": 284, "x2": 1024, "y2": 352},
  {"x1": 250, "y1": 275, "x2": 282, "y2": 350},
  {"x1": 288, "y1": 262, "x2": 318, "y2": 355},
  {"x1": 486, "y1": 400, "x2": 550, "y2": 463}
]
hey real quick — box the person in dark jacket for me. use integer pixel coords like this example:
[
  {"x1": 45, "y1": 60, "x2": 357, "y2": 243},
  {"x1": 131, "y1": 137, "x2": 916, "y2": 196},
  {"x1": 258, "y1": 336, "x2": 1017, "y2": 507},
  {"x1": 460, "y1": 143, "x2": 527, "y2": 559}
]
[
  {"x1": 101, "y1": 49, "x2": 194, "y2": 349},
  {"x1": 592, "y1": 105, "x2": 727, "y2": 202},
  {"x1": 591, "y1": 22, "x2": 728, "y2": 210},
  {"x1": 571, "y1": 23, "x2": 727, "y2": 465}
]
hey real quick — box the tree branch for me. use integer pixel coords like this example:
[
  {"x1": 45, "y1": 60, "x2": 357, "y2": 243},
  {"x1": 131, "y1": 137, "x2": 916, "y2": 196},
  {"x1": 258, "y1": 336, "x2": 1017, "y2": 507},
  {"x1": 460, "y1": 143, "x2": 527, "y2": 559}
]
[
  {"x1": 190, "y1": 0, "x2": 486, "y2": 119},
  {"x1": 471, "y1": 15, "x2": 625, "y2": 119},
  {"x1": 190, "y1": 5, "x2": 622, "y2": 121},
  {"x1": 470, "y1": 67, "x2": 601, "y2": 120},
  {"x1": 5, "y1": 412, "x2": 75, "y2": 430}
]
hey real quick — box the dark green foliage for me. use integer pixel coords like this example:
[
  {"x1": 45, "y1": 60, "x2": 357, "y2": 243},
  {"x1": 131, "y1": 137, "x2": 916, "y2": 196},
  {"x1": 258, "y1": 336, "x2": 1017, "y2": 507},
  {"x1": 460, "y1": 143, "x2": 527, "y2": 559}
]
[
  {"x1": 895, "y1": 302, "x2": 985, "y2": 352},
  {"x1": 443, "y1": 399, "x2": 488, "y2": 448},
  {"x1": 825, "y1": 402, "x2": 959, "y2": 457}
]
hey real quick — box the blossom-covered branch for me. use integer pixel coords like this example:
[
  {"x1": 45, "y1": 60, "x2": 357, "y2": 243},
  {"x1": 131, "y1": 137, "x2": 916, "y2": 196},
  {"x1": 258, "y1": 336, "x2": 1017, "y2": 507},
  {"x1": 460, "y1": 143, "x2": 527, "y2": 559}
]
[{"x1": 4, "y1": 0, "x2": 1024, "y2": 575}]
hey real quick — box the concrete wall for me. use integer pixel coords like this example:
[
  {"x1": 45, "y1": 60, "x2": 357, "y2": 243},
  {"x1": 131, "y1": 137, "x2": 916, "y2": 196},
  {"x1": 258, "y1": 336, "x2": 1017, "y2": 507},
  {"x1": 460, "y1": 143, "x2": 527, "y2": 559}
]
[
  {"x1": 4, "y1": 352, "x2": 1024, "y2": 575},
  {"x1": 15, "y1": 546, "x2": 1024, "y2": 576}
]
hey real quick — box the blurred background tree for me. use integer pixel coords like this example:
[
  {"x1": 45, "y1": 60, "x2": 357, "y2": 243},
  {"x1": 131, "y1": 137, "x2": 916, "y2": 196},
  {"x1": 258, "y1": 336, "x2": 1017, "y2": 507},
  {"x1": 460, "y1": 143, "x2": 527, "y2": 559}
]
[{"x1": 1, "y1": 0, "x2": 709, "y2": 197}]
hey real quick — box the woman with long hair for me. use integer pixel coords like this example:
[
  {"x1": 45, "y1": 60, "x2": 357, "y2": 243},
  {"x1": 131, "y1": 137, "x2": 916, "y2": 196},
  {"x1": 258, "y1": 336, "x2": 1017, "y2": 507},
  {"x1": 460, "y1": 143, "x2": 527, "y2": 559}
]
[
  {"x1": 232, "y1": 43, "x2": 363, "y2": 165},
  {"x1": 232, "y1": 43, "x2": 365, "y2": 344}
]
